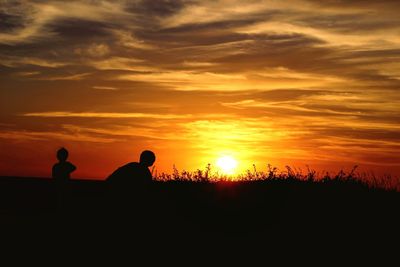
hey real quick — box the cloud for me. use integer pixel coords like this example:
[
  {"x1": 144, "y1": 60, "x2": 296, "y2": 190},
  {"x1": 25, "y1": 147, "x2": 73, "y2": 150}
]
[
  {"x1": 21, "y1": 111, "x2": 192, "y2": 120},
  {"x1": 92, "y1": 86, "x2": 118, "y2": 90},
  {"x1": 0, "y1": 1, "x2": 129, "y2": 44},
  {"x1": 0, "y1": 130, "x2": 116, "y2": 143},
  {"x1": 111, "y1": 29, "x2": 155, "y2": 50},
  {"x1": 0, "y1": 55, "x2": 66, "y2": 68},
  {"x1": 37, "y1": 72, "x2": 93, "y2": 81},
  {"x1": 118, "y1": 71, "x2": 248, "y2": 91},
  {"x1": 183, "y1": 61, "x2": 218, "y2": 67},
  {"x1": 161, "y1": 0, "x2": 286, "y2": 28},
  {"x1": 15, "y1": 71, "x2": 41, "y2": 76},
  {"x1": 74, "y1": 43, "x2": 110, "y2": 57},
  {"x1": 88, "y1": 57, "x2": 155, "y2": 72},
  {"x1": 60, "y1": 124, "x2": 187, "y2": 141}
]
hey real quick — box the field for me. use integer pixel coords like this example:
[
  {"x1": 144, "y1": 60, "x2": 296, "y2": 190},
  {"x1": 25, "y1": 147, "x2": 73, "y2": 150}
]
[
  {"x1": 1, "y1": 167, "x2": 399, "y2": 258},
  {"x1": 2, "y1": 167, "x2": 399, "y2": 221}
]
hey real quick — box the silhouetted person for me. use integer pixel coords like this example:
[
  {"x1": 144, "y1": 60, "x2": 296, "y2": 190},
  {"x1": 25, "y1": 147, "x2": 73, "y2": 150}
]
[
  {"x1": 52, "y1": 147, "x2": 76, "y2": 182},
  {"x1": 106, "y1": 150, "x2": 156, "y2": 221},
  {"x1": 107, "y1": 150, "x2": 155, "y2": 186}
]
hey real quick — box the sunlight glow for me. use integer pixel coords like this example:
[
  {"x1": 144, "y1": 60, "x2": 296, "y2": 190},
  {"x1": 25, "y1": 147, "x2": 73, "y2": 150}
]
[{"x1": 216, "y1": 156, "x2": 238, "y2": 175}]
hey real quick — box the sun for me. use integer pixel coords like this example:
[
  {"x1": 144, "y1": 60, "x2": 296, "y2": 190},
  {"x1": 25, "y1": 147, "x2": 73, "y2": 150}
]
[{"x1": 216, "y1": 156, "x2": 238, "y2": 175}]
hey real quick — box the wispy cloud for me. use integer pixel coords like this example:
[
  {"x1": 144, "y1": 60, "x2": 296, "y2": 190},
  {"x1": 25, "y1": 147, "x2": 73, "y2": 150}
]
[
  {"x1": 74, "y1": 43, "x2": 110, "y2": 57},
  {"x1": 235, "y1": 21, "x2": 400, "y2": 48},
  {"x1": 92, "y1": 86, "x2": 118, "y2": 90},
  {"x1": 0, "y1": 56, "x2": 66, "y2": 68},
  {"x1": 22, "y1": 111, "x2": 192, "y2": 120},
  {"x1": 0, "y1": 1, "x2": 129, "y2": 44},
  {"x1": 0, "y1": 130, "x2": 116, "y2": 143},
  {"x1": 111, "y1": 29, "x2": 155, "y2": 50},
  {"x1": 38, "y1": 72, "x2": 92, "y2": 81},
  {"x1": 119, "y1": 71, "x2": 247, "y2": 91},
  {"x1": 88, "y1": 57, "x2": 155, "y2": 72}
]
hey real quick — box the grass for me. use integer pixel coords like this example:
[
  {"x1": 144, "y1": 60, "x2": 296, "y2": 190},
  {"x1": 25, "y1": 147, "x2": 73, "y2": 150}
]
[
  {"x1": 0, "y1": 164, "x2": 399, "y2": 251},
  {"x1": 154, "y1": 163, "x2": 400, "y2": 192},
  {"x1": 0, "y1": 162, "x2": 399, "y2": 237},
  {"x1": 0, "y1": 153, "x2": 398, "y2": 256}
]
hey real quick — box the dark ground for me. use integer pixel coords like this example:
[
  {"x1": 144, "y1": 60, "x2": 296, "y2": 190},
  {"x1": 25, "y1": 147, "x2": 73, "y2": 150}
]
[{"x1": 1, "y1": 176, "x2": 399, "y2": 261}]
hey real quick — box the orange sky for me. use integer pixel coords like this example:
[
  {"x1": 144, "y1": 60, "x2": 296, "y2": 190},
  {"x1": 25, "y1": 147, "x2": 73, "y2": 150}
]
[{"x1": 1, "y1": 0, "x2": 400, "y2": 179}]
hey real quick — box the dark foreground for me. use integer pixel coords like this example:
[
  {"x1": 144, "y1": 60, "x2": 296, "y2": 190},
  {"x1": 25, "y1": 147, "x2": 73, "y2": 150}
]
[{"x1": 1, "y1": 176, "x2": 399, "y2": 260}]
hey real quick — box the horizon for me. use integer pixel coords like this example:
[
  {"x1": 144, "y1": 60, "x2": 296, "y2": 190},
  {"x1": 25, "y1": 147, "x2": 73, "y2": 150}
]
[{"x1": 1, "y1": 0, "x2": 400, "y2": 179}]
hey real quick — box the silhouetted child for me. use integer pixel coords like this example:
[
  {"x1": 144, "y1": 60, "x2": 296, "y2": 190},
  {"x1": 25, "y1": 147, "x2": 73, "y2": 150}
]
[
  {"x1": 107, "y1": 150, "x2": 155, "y2": 186},
  {"x1": 52, "y1": 147, "x2": 76, "y2": 182}
]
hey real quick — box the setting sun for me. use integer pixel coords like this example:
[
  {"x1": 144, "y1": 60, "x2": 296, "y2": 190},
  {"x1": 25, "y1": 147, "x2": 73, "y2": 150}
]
[{"x1": 216, "y1": 156, "x2": 238, "y2": 175}]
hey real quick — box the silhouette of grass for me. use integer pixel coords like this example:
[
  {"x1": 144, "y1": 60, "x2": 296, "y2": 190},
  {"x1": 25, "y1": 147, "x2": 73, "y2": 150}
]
[
  {"x1": 155, "y1": 164, "x2": 400, "y2": 191},
  {"x1": 0, "y1": 167, "x2": 399, "y2": 246}
]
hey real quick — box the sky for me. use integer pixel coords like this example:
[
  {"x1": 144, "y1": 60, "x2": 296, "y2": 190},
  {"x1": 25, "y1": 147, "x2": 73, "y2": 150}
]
[{"x1": 1, "y1": 0, "x2": 400, "y2": 179}]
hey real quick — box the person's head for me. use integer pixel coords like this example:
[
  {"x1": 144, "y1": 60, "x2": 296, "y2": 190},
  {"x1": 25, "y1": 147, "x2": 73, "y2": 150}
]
[
  {"x1": 57, "y1": 147, "x2": 69, "y2": 162},
  {"x1": 139, "y1": 150, "x2": 156, "y2": 167}
]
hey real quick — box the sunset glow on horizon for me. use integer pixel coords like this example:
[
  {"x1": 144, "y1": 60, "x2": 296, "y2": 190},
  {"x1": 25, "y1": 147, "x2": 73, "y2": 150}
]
[{"x1": 1, "y1": 0, "x2": 400, "y2": 179}]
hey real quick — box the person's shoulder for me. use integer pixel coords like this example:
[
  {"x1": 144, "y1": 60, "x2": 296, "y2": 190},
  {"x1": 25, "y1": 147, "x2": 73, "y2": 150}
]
[
  {"x1": 109, "y1": 162, "x2": 137, "y2": 175},
  {"x1": 65, "y1": 161, "x2": 75, "y2": 166},
  {"x1": 66, "y1": 161, "x2": 76, "y2": 170},
  {"x1": 53, "y1": 162, "x2": 61, "y2": 168},
  {"x1": 125, "y1": 162, "x2": 150, "y2": 177},
  {"x1": 122, "y1": 162, "x2": 142, "y2": 169}
]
